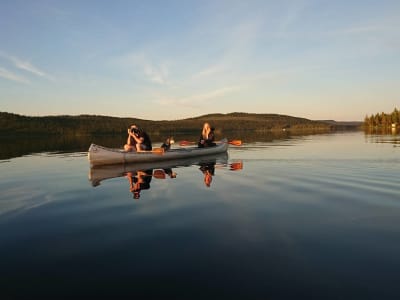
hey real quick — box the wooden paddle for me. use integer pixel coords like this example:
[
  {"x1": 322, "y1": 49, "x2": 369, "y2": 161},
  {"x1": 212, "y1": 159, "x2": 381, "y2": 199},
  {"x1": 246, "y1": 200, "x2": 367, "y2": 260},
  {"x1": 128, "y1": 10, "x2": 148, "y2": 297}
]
[
  {"x1": 151, "y1": 147, "x2": 165, "y2": 154},
  {"x1": 179, "y1": 140, "x2": 242, "y2": 146},
  {"x1": 230, "y1": 161, "x2": 243, "y2": 171},
  {"x1": 137, "y1": 147, "x2": 164, "y2": 154}
]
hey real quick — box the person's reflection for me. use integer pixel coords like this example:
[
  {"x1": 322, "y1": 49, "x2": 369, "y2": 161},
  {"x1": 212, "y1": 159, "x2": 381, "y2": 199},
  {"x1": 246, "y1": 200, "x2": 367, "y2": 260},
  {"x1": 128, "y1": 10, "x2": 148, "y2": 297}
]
[
  {"x1": 199, "y1": 160, "x2": 243, "y2": 187},
  {"x1": 199, "y1": 162, "x2": 215, "y2": 187},
  {"x1": 126, "y1": 169, "x2": 153, "y2": 199},
  {"x1": 163, "y1": 168, "x2": 177, "y2": 178}
]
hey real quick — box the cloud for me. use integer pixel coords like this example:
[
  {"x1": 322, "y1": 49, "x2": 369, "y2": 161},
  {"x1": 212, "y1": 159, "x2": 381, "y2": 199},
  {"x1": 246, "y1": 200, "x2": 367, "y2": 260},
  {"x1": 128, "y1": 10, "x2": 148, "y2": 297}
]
[
  {"x1": 341, "y1": 25, "x2": 384, "y2": 35},
  {"x1": 0, "y1": 67, "x2": 29, "y2": 84},
  {"x1": 0, "y1": 52, "x2": 52, "y2": 80},
  {"x1": 12, "y1": 58, "x2": 46, "y2": 77},
  {"x1": 154, "y1": 85, "x2": 242, "y2": 107},
  {"x1": 143, "y1": 62, "x2": 168, "y2": 84},
  {"x1": 192, "y1": 64, "x2": 225, "y2": 79},
  {"x1": 115, "y1": 52, "x2": 169, "y2": 85}
]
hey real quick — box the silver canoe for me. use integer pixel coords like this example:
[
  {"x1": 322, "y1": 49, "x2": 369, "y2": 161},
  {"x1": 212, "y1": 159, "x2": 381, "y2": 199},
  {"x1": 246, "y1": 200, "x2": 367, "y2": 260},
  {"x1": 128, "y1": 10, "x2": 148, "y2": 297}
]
[{"x1": 88, "y1": 138, "x2": 228, "y2": 166}]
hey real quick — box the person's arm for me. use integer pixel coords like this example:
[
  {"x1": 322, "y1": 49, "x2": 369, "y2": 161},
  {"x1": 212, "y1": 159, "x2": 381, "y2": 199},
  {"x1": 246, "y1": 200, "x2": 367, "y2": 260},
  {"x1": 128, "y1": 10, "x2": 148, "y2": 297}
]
[
  {"x1": 199, "y1": 134, "x2": 205, "y2": 146},
  {"x1": 129, "y1": 131, "x2": 144, "y2": 144},
  {"x1": 207, "y1": 131, "x2": 215, "y2": 142}
]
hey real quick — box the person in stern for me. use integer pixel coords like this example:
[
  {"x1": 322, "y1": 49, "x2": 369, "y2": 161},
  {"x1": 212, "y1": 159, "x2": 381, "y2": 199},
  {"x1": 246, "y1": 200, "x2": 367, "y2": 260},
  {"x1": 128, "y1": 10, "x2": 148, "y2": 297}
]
[
  {"x1": 198, "y1": 122, "x2": 216, "y2": 148},
  {"x1": 124, "y1": 124, "x2": 152, "y2": 152}
]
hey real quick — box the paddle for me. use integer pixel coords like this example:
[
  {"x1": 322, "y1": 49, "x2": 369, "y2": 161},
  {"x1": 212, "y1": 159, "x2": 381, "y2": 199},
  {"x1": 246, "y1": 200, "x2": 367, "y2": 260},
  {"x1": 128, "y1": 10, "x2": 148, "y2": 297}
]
[
  {"x1": 179, "y1": 140, "x2": 242, "y2": 146},
  {"x1": 137, "y1": 147, "x2": 164, "y2": 154},
  {"x1": 151, "y1": 147, "x2": 165, "y2": 154},
  {"x1": 230, "y1": 161, "x2": 243, "y2": 171},
  {"x1": 125, "y1": 147, "x2": 164, "y2": 154}
]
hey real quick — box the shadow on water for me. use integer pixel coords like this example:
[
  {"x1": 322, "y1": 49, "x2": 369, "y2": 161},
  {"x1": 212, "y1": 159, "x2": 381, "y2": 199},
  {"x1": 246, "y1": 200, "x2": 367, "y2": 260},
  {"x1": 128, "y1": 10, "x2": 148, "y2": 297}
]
[{"x1": 89, "y1": 153, "x2": 243, "y2": 200}]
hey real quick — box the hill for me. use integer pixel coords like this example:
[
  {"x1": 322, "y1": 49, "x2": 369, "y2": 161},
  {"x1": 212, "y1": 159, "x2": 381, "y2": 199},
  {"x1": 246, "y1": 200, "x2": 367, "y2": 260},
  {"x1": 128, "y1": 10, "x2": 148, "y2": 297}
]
[
  {"x1": 0, "y1": 112, "x2": 337, "y2": 136},
  {"x1": 317, "y1": 120, "x2": 363, "y2": 130}
]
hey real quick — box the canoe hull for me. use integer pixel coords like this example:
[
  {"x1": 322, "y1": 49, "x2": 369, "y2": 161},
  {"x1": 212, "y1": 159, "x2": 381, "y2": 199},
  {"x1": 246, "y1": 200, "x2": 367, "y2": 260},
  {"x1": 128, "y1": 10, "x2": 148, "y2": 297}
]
[{"x1": 88, "y1": 139, "x2": 229, "y2": 166}]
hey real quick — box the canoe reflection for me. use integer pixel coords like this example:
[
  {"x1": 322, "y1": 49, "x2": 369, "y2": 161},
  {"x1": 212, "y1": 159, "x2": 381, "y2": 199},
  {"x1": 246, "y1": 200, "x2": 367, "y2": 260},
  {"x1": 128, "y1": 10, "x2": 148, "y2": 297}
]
[{"x1": 89, "y1": 153, "x2": 243, "y2": 199}]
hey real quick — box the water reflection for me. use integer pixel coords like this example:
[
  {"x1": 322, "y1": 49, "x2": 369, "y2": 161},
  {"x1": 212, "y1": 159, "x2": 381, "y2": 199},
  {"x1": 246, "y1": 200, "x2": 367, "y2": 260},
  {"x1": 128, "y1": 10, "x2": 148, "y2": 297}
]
[
  {"x1": 126, "y1": 168, "x2": 178, "y2": 199},
  {"x1": 0, "y1": 130, "x2": 342, "y2": 160},
  {"x1": 89, "y1": 153, "x2": 243, "y2": 199},
  {"x1": 126, "y1": 169, "x2": 154, "y2": 199},
  {"x1": 199, "y1": 162, "x2": 215, "y2": 187},
  {"x1": 364, "y1": 130, "x2": 400, "y2": 147}
]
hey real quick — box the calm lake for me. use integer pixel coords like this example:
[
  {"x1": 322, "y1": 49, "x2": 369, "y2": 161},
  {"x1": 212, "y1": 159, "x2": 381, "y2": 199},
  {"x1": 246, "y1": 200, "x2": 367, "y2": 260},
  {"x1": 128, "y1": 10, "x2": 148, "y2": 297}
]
[{"x1": 1, "y1": 131, "x2": 399, "y2": 299}]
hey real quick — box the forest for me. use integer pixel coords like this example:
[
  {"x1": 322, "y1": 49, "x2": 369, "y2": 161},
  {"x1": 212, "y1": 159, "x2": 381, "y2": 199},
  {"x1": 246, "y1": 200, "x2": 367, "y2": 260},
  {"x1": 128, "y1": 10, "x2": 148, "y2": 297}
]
[
  {"x1": 364, "y1": 108, "x2": 399, "y2": 128},
  {"x1": 0, "y1": 112, "x2": 335, "y2": 137}
]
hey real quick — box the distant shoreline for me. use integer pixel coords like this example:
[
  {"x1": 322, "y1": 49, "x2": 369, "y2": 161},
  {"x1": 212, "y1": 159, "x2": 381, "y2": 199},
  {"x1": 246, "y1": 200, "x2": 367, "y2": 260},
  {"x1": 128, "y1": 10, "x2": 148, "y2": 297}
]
[{"x1": 0, "y1": 111, "x2": 362, "y2": 136}]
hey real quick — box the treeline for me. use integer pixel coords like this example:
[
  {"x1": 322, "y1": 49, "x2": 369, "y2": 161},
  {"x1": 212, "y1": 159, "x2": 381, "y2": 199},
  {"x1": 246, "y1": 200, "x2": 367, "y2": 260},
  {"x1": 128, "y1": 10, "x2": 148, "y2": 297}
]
[
  {"x1": 364, "y1": 108, "x2": 399, "y2": 128},
  {"x1": 0, "y1": 111, "x2": 333, "y2": 137}
]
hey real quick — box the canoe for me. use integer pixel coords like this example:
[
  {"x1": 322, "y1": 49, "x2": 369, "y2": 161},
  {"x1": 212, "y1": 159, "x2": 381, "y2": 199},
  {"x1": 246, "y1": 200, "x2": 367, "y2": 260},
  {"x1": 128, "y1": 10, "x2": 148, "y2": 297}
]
[
  {"x1": 88, "y1": 138, "x2": 229, "y2": 166},
  {"x1": 89, "y1": 152, "x2": 228, "y2": 186}
]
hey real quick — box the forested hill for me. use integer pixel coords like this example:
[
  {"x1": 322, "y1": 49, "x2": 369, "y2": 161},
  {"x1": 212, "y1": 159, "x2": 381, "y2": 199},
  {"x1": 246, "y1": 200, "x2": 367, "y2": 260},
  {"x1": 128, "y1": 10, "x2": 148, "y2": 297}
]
[{"x1": 0, "y1": 112, "x2": 336, "y2": 136}]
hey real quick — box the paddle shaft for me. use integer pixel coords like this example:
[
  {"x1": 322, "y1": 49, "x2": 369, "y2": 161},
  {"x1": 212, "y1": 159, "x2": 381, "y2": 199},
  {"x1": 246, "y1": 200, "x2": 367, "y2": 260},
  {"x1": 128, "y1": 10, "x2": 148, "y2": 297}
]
[{"x1": 179, "y1": 140, "x2": 242, "y2": 146}]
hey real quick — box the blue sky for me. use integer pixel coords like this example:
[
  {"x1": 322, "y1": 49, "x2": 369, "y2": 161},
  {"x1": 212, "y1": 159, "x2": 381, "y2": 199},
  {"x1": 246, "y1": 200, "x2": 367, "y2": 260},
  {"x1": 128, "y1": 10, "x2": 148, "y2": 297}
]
[{"x1": 0, "y1": 0, "x2": 399, "y2": 121}]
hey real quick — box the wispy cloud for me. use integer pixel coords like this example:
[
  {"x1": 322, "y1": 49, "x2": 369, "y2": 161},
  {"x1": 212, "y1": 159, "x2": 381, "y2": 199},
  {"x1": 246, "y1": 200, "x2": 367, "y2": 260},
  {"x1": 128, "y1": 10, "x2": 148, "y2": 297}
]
[
  {"x1": 0, "y1": 67, "x2": 29, "y2": 84},
  {"x1": 275, "y1": 1, "x2": 308, "y2": 37},
  {"x1": 12, "y1": 57, "x2": 46, "y2": 77},
  {"x1": 192, "y1": 64, "x2": 225, "y2": 79},
  {"x1": 115, "y1": 52, "x2": 169, "y2": 85},
  {"x1": 0, "y1": 52, "x2": 52, "y2": 80},
  {"x1": 143, "y1": 62, "x2": 169, "y2": 84},
  {"x1": 154, "y1": 85, "x2": 242, "y2": 107},
  {"x1": 332, "y1": 23, "x2": 392, "y2": 37}
]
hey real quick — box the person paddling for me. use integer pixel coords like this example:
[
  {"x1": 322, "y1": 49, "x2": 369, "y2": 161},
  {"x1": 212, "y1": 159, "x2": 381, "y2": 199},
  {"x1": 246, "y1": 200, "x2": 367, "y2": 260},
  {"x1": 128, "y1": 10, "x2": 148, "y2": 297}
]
[
  {"x1": 198, "y1": 122, "x2": 216, "y2": 148},
  {"x1": 124, "y1": 125, "x2": 152, "y2": 152}
]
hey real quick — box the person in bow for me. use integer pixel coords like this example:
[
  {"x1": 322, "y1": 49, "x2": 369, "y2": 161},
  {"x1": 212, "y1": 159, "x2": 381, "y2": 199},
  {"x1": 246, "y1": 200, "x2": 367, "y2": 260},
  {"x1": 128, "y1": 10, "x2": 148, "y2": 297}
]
[{"x1": 124, "y1": 124, "x2": 152, "y2": 152}]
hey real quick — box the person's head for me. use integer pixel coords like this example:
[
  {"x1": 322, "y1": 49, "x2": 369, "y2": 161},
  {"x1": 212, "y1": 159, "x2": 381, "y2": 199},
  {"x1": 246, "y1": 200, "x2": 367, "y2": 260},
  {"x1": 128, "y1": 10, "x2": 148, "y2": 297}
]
[
  {"x1": 202, "y1": 122, "x2": 211, "y2": 138},
  {"x1": 132, "y1": 184, "x2": 141, "y2": 199},
  {"x1": 130, "y1": 125, "x2": 141, "y2": 134}
]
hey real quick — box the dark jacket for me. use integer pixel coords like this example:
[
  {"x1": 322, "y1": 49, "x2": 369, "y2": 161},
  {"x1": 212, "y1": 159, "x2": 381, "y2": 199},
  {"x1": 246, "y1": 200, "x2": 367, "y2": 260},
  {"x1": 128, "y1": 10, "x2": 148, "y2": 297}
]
[{"x1": 198, "y1": 131, "x2": 216, "y2": 148}]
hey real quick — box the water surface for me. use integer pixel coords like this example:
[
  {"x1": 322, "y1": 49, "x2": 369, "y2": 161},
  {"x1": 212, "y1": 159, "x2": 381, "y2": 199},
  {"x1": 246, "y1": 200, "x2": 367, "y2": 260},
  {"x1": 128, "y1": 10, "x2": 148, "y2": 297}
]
[{"x1": 0, "y1": 132, "x2": 399, "y2": 299}]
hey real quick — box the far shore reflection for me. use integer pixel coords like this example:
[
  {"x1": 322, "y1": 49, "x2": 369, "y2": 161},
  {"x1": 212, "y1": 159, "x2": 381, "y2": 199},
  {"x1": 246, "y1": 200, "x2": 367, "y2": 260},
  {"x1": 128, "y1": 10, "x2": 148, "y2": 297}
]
[{"x1": 0, "y1": 129, "x2": 370, "y2": 160}]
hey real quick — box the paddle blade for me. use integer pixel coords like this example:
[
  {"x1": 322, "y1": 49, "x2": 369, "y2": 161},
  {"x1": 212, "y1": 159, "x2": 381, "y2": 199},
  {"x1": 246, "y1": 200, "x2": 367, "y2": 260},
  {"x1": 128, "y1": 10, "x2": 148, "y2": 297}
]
[
  {"x1": 179, "y1": 140, "x2": 195, "y2": 146},
  {"x1": 151, "y1": 148, "x2": 165, "y2": 154},
  {"x1": 230, "y1": 161, "x2": 243, "y2": 171},
  {"x1": 153, "y1": 169, "x2": 166, "y2": 179},
  {"x1": 229, "y1": 140, "x2": 242, "y2": 146}
]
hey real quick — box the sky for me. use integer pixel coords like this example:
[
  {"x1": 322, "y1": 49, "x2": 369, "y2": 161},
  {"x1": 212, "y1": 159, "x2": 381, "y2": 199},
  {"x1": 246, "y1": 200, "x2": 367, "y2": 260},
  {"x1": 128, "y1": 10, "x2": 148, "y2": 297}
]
[{"x1": 0, "y1": 0, "x2": 399, "y2": 121}]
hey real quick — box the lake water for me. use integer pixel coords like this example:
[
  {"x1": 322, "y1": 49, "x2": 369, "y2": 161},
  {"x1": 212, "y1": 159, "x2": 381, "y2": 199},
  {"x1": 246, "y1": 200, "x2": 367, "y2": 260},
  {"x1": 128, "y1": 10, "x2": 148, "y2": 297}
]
[{"x1": 1, "y1": 131, "x2": 399, "y2": 299}]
